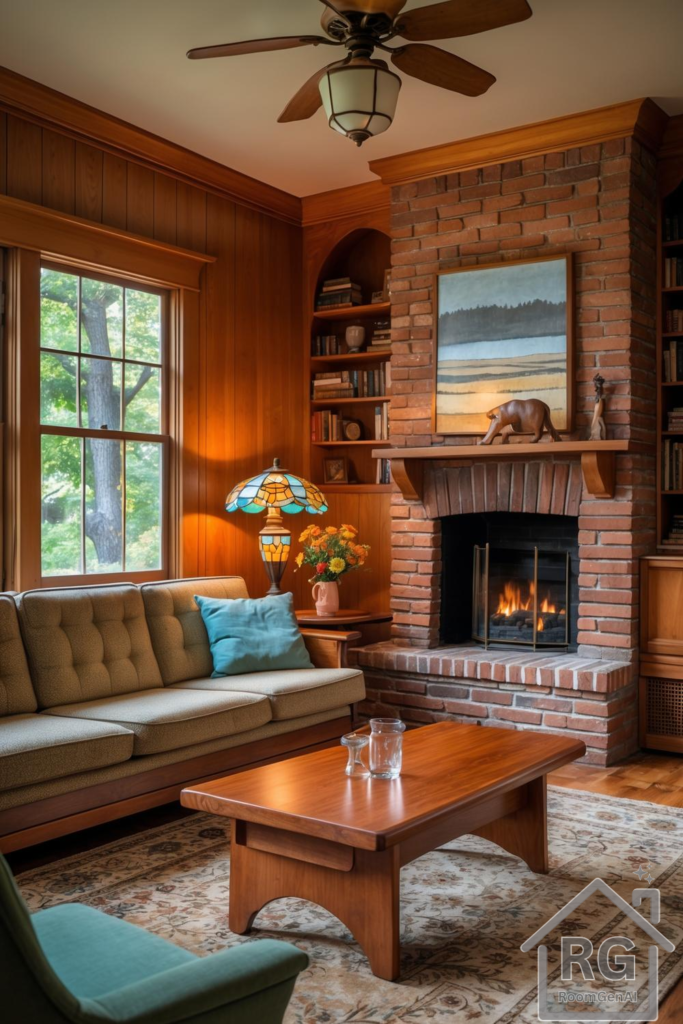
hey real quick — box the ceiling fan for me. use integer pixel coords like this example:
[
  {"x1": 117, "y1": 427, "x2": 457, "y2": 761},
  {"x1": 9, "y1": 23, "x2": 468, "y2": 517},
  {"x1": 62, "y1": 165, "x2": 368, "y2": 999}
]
[{"x1": 187, "y1": 0, "x2": 533, "y2": 147}]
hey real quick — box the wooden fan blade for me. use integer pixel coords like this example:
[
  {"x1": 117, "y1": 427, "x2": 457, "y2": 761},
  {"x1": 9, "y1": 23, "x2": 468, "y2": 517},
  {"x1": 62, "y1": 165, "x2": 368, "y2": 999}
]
[
  {"x1": 187, "y1": 36, "x2": 333, "y2": 60},
  {"x1": 396, "y1": 0, "x2": 532, "y2": 41},
  {"x1": 392, "y1": 44, "x2": 495, "y2": 96},
  {"x1": 278, "y1": 65, "x2": 330, "y2": 123}
]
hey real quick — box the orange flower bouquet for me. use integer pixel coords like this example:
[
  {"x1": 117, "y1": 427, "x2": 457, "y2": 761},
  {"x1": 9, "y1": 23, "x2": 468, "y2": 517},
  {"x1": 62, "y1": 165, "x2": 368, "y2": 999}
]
[{"x1": 295, "y1": 523, "x2": 370, "y2": 584}]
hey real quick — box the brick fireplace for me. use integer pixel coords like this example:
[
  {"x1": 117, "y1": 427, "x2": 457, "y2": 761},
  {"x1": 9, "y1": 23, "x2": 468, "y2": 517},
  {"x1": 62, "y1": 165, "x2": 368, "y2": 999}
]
[{"x1": 355, "y1": 132, "x2": 659, "y2": 765}]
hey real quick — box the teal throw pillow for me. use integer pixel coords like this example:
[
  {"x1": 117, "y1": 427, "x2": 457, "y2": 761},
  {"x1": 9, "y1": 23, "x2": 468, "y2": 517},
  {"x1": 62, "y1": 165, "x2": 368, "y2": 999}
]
[{"x1": 195, "y1": 591, "x2": 314, "y2": 677}]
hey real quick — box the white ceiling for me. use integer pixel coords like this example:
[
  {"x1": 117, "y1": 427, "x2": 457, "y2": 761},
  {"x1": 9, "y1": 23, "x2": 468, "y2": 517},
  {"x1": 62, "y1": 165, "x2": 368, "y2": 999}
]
[{"x1": 1, "y1": 0, "x2": 683, "y2": 197}]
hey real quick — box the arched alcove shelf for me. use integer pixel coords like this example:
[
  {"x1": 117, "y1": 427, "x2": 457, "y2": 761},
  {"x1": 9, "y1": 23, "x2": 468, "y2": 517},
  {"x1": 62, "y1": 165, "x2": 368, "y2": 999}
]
[{"x1": 307, "y1": 226, "x2": 392, "y2": 490}]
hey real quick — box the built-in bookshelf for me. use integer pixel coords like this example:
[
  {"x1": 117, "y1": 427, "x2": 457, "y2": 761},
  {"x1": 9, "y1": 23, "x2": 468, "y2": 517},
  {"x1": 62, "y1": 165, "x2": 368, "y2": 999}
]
[
  {"x1": 306, "y1": 228, "x2": 393, "y2": 491},
  {"x1": 659, "y1": 179, "x2": 683, "y2": 550}
]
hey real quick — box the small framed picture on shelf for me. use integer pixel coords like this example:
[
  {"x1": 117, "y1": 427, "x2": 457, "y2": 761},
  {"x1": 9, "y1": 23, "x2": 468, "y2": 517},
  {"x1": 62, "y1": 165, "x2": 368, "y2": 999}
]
[
  {"x1": 323, "y1": 456, "x2": 349, "y2": 484},
  {"x1": 382, "y1": 268, "x2": 392, "y2": 301}
]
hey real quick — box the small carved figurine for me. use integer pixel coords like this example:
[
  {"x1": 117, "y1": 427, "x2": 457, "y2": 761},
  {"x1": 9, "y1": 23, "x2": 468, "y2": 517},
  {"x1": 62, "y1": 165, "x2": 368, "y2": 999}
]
[
  {"x1": 477, "y1": 398, "x2": 562, "y2": 446},
  {"x1": 589, "y1": 373, "x2": 607, "y2": 441}
]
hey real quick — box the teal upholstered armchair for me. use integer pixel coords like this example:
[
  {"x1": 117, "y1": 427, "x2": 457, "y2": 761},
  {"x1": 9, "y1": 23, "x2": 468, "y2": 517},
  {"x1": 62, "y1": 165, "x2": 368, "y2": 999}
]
[{"x1": 0, "y1": 855, "x2": 307, "y2": 1024}]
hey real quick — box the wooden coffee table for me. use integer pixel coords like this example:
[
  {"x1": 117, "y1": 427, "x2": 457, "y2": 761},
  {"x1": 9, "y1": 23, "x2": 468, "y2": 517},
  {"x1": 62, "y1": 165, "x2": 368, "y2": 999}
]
[{"x1": 181, "y1": 722, "x2": 585, "y2": 980}]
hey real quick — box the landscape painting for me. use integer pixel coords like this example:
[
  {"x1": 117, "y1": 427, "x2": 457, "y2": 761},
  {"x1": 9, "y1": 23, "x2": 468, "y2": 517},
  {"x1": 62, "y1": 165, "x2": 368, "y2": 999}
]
[{"x1": 435, "y1": 256, "x2": 571, "y2": 435}]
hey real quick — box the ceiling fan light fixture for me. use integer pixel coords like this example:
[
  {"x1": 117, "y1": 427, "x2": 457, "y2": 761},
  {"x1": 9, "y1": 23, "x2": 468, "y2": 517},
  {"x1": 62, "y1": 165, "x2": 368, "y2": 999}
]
[{"x1": 319, "y1": 59, "x2": 401, "y2": 146}]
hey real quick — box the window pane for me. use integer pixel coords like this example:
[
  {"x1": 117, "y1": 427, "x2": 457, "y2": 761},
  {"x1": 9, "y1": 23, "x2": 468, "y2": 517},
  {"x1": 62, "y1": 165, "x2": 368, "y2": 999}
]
[
  {"x1": 125, "y1": 289, "x2": 161, "y2": 363},
  {"x1": 85, "y1": 438, "x2": 123, "y2": 573},
  {"x1": 81, "y1": 278, "x2": 123, "y2": 358},
  {"x1": 41, "y1": 435, "x2": 82, "y2": 576},
  {"x1": 80, "y1": 357, "x2": 122, "y2": 430},
  {"x1": 40, "y1": 269, "x2": 78, "y2": 352},
  {"x1": 40, "y1": 352, "x2": 78, "y2": 426},
  {"x1": 125, "y1": 442, "x2": 162, "y2": 570},
  {"x1": 124, "y1": 364, "x2": 161, "y2": 433}
]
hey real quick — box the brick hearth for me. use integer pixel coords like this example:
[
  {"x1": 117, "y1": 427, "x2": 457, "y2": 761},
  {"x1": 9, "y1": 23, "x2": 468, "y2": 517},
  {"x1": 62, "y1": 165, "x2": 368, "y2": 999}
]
[
  {"x1": 354, "y1": 644, "x2": 636, "y2": 766},
  {"x1": 359, "y1": 133, "x2": 660, "y2": 764}
]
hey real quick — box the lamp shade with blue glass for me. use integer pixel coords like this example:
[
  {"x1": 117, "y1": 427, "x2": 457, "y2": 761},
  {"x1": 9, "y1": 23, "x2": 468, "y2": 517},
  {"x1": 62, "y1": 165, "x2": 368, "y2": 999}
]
[{"x1": 225, "y1": 458, "x2": 327, "y2": 595}]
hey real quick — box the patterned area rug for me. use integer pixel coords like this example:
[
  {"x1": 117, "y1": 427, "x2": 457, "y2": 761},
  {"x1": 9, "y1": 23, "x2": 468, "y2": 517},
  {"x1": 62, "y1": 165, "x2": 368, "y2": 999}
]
[{"x1": 18, "y1": 789, "x2": 683, "y2": 1023}]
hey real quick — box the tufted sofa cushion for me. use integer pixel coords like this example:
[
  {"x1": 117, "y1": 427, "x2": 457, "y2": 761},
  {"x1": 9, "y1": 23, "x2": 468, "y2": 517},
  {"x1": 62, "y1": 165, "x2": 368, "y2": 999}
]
[
  {"x1": 17, "y1": 585, "x2": 162, "y2": 709},
  {"x1": 0, "y1": 714, "x2": 134, "y2": 790},
  {"x1": 44, "y1": 688, "x2": 271, "y2": 756},
  {"x1": 0, "y1": 596, "x2": 37, "y2": 717},
  {"x1": 141, "y1": 577, "x2": 249, "y2": 685}
]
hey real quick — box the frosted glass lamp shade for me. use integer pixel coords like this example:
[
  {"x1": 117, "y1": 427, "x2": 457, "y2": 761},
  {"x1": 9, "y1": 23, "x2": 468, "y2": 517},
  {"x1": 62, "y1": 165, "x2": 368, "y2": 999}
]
[{"x1": 319, "y1": 60, "x2": 401, "y2": 147}]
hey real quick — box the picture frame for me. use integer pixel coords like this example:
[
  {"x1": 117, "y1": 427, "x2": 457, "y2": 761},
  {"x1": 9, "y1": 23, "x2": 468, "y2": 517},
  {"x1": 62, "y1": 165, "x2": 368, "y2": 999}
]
[
  {"x1": 382, "y1": 268, "x2": 392, "y2": 301},
  {"x1": 433, "y1": 254, "x2": 574, "y2": 436},
  {"x1": 323, "y1": 456, "x2": 349, "y2": 484}
]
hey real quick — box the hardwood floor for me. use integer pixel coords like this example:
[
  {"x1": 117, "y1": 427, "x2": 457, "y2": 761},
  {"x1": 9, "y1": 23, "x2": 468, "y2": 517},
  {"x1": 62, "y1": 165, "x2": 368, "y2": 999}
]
[
  {"x1": 549, "y1": 751, "x2": 683, "y2": 1023},
  {"x1": 7, "y1": 750, "x2": 683, "y2": 1019},
  {"x1": 549, "y1": 751, "x2": 683, "y2": 804}
]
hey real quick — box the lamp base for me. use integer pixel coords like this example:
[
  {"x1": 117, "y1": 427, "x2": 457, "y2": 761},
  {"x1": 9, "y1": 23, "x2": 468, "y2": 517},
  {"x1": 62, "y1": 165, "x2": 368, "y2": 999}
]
[{"x1": 258, "y1": 508, "x2": 291, "y2": 598}]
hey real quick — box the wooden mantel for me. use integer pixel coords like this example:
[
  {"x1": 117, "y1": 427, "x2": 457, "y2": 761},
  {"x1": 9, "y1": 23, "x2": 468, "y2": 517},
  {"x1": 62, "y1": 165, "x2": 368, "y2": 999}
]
[{"x1": 372, "y1": 440, "x2": 650, "y2": 502}]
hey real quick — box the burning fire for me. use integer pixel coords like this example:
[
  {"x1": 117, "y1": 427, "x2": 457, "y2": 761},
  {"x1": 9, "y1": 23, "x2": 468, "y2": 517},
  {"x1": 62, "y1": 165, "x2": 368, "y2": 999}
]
[{"x1": 496, "y1": 581, "x2": 563, "y2": 632}]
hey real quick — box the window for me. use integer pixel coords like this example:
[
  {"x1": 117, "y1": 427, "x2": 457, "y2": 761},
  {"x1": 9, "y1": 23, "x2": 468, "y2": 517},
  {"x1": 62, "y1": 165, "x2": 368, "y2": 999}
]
[{"x1": 39, "y1": 266, "x2": 167, "y2": 578}]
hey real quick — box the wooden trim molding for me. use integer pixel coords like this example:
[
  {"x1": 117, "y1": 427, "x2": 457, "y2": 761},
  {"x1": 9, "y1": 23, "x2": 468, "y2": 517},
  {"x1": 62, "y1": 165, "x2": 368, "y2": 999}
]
[
  {"x1": 368, "y1": 97, "x2": 669, "y2": 186},
  {"x1": 0, "y1": 64, "x2": 301, "y2": 225},
  {"x1": 2, "y1": 199, "x2": 210, "y2": 590},
  {"x1": 0, "y1": 194, "x2": 214, "y2": 291},
  {"x1": 301, "y1": 180, "x2": 391, "y2": 226}
]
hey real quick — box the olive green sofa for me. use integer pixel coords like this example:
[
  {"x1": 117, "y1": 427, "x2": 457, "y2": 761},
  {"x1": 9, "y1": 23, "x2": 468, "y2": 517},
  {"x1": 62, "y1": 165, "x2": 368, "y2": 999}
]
[
  {"x1": 0, "y1": 854, "x2": 307, "y2": 1024},
  {"x1": 0, "y1": 577, "x2": 365, "y2": 851}
]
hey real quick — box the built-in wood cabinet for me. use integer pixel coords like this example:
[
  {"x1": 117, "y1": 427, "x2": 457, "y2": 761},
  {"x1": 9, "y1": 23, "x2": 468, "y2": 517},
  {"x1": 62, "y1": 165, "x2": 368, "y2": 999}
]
[
  {"x1": 640, "y1": 557, "x2": 683, "y2": 752},
  {"x1": 641, "y1": 137, "x2": 683, "y2": 753}
]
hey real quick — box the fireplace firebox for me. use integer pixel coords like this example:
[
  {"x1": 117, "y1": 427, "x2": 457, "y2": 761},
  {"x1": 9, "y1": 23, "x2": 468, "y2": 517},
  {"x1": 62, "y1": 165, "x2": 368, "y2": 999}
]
[
  {"x1": 441, "y1": 512, "x2": 579, "y2": 651},
  {"x1": 473, "y1": 544, "x2": 569, "y2": 650}
]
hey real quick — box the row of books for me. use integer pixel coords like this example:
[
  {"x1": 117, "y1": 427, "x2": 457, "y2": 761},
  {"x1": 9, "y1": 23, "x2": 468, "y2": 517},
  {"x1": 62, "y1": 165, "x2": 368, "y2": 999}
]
[
  {"x1": 663, "y1": 339, "x2": 683, "y2": 381},
  {"x1": 374, "y1": 402, "x2": 389, "y2": 441},
  {"x1": 664, "y1": 214, "x2": 683, "y2": 242},
  {"x1": 311, "y1": 332, "x2": 392, "y2": 356},
  {"x1": 311, "y1": 411, "x2": 345, "y2": 442},
  {"x1": 312, "y1": 365, "x2": 391, "y2": 399},
  {"x1": 312, "y1": 335, "x2": 341, "y2": 356},
  {"x1": 376, "y1": 459, "x2": 391, "y2": 485},
  {"x1": 661, "y1": 514, "x2": 683, "y2": 549},
  {"x1": 665, "y1": 309, "x2": 683, "y2": 333},
  {"x1": 310, "y1": 405, "x2": 389, "y2": 442},
  {"x1": 664, "y1": 258, "x2": 683, "y2": 288},
  {"x1": 662, "y1": 439, "x2": 683, "y2": 491},
  {"x1": 316, "y1": 277, "x2": 363, "y2": 311},
  {"x1": 369, "y1": 322, "x2": 391, "y2": 350},
  {"x1": 666, "y1": 406, "x2": 683, "y2": 432}
]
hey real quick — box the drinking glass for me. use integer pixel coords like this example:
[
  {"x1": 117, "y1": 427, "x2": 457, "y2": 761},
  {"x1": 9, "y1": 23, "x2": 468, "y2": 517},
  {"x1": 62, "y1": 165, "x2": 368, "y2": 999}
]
[
  {"x1": 341, "y1": 732, "x2": 370, "y2": 777},
  {"x1": 369, "y1": 718, "x2": 406, "y2": 779}
]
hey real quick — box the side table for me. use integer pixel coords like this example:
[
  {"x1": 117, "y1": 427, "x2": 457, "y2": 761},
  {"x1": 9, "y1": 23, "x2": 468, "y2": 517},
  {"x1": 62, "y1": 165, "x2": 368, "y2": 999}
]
[{"x1": 295, "y1": 609, "x2": 392, "y2": 646}]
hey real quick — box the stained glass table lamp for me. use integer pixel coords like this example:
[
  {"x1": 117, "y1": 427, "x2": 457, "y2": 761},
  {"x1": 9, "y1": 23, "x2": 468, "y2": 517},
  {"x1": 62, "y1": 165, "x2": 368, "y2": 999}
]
[{"x1": 225, "y1": 458, "x2": 328, "y2": 595}]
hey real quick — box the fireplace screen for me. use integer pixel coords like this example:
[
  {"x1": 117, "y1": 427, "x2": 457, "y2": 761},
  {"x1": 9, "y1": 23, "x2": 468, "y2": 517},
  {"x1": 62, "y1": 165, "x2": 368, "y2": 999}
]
[{"x1": 473, "y1": 544, "x2": 569, "y2": 650}]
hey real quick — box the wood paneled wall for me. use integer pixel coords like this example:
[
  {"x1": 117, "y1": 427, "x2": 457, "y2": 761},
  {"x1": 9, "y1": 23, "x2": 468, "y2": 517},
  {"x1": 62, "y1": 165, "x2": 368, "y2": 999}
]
[{"x1": 0, "y1": 109, "x2": 304, "y2": 599}]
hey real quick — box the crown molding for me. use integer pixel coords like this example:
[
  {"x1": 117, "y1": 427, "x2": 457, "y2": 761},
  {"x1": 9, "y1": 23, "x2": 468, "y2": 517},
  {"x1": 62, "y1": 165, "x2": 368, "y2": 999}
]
[
  {"x1": 0, "y1": 65, "x2": 302, "y2": 225},
  {"x1": 368, "y1": 98, "x2": 669, "y2": 187},
  {"x1": 301, "y1": 179, "x2": 391, "y2": 226},
  {"x1": 0, "y1": 194, "x2": 215, "y2": 291}
]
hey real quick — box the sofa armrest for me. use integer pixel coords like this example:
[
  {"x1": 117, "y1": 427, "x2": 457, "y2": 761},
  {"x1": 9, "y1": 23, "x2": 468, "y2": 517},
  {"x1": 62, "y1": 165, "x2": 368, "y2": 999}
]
[
  {"x1": 299, "y1": 628, "x2": 362, "y2": 669},
  {"x1": 84, "y1": 939, "x2": 307, "y2": 1024}
]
